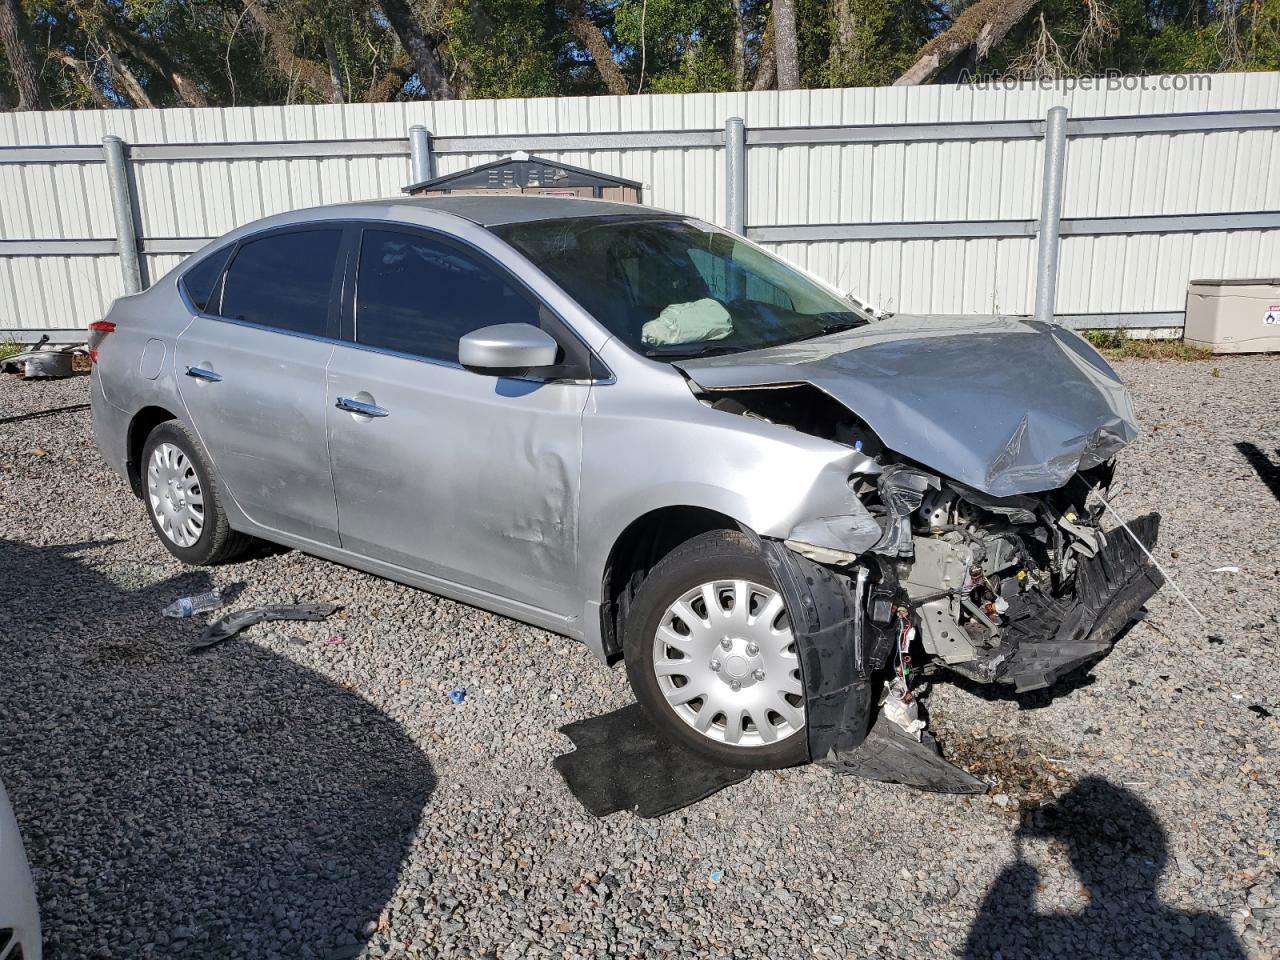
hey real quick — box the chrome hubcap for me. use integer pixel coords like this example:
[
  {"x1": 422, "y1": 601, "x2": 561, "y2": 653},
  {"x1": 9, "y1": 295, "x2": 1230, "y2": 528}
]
[
  {"x1": 147, "y1": 442, "x2": 205, "y2": 548},
  {"x1": 652, "y1": 579, "x2": 804, "y2": 747}
]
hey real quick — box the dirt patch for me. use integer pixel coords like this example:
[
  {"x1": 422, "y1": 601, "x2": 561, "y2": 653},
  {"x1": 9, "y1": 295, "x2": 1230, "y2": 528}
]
[{"x1": 933, "y1": 725, "x2": 1078, "y2": 815}]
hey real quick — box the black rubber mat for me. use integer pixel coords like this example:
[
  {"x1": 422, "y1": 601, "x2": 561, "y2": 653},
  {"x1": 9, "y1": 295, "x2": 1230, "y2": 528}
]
[{"x1": 553, "y1": 703, "x2": 752, "y2": 818}]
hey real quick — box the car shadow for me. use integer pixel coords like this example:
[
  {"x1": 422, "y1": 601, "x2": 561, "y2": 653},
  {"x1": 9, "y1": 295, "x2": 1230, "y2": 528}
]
[
  {"x1": 961, "y1": 777, "x2": 1246, "y2": 959},
  {"x1": 0, "y1": 538, "x2": 434, "y2": 959},
  {"x1": 1236, "y1": 442, "x2": 1280, "y2": 504}
]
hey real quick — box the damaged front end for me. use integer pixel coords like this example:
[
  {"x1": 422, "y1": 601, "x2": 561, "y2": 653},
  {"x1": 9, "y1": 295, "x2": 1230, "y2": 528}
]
[
  {"x1": 680, "y1": 320, "x2": 1165, "y2": 788},
  {"x1": 759, "y1": 462, "x2": 1164, "y2": 790}
]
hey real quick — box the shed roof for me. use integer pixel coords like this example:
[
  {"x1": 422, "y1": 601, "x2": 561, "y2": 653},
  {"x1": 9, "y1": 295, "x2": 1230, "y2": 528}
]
[{"x1": 404, "y1": 153, "x2": 643, "y2": 195}]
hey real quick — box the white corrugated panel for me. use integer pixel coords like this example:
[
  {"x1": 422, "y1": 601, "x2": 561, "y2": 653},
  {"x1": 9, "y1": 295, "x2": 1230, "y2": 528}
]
[{"x1": 1, "y1": 73, "x2": 1278, "y2": 330}]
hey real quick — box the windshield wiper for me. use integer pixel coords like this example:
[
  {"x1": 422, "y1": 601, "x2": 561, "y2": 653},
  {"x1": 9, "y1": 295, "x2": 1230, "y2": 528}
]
[
  {"x1": 809, "y1": 317, "x2": 868, "y2": 338},
  {"x1": 644, "y1": 343, "x2": 745, "y2": 360}
]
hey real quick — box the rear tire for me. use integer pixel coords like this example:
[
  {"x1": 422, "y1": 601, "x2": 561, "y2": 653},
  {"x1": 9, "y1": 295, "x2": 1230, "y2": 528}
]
[
  {"x1": 140, "y1": 419, "x2": 251, "y2": 565},
  {"x1": 623, "y1": 529, "x2": 808, "y2": 770}
]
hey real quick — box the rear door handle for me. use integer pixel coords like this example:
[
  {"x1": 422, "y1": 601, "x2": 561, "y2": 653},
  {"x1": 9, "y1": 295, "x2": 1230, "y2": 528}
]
[
  {"x1": 185, "y1": 366, "x2": 222, "y2": 382},
  {"x1": 335, "y1": 396, "x2": 389, "y2": 418}
]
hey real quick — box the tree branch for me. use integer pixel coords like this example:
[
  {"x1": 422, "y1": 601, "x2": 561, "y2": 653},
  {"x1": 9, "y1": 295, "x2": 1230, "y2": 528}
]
[
  {"x1": 376, "y1": 0, "x2": 455, "y2": 100},
  {"x1": 894, "y1": 0, "x2": 1038, "y2": 85},
  {"x1": 566, "y1": 0, "x2": 629, "y2": 95},
  {"x1": 101, "y1": 20, "x2": 210, "y2": 107},
  {"x1": 49, "y1": 48, "x2": 114, "y2": 108},
  {"x1": 243, "y1": 0, "x2": 341, "y2": 102}
]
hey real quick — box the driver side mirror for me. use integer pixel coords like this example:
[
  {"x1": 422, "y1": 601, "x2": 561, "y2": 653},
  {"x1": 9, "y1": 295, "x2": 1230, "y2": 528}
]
[{"x1": 459, "y1": 324, "x2": 560, "y2": 376}]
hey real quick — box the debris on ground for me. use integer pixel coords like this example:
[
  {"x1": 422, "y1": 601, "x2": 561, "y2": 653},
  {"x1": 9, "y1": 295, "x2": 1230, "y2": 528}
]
[
  {"x1": 163, "y1": 588, "x2": 223, "y2": 619},
  {"x1": 186, "y1": 602, "x2": 343, "y2": 653},
  {"x1": 449, "y1": 689, "x2": 466, "y2": 704}
]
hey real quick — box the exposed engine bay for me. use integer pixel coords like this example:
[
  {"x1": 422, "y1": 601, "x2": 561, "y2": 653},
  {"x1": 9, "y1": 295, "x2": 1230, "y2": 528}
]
[{"x1": 695, "y1": 375, "x2": 1165, "y2": 786}]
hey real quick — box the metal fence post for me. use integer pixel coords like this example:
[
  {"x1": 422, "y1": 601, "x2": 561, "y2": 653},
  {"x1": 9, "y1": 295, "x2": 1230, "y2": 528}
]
[
  {"x1": 725, "y1": 117, "x2": 746, "y2": 234},
  {"x1": 1034, "y1": 106, "x2": 1068, "y2": 325},
  {"x1": 409, "y1": 125, "x2": 434, "y2": 185},
  {"x1": 102, "y1": 135, "x2": 142, "y2": 295}
]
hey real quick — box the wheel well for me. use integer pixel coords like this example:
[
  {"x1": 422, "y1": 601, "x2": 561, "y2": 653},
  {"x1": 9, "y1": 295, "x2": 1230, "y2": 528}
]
[
  {"x1": 126, "y1": 405, "x2": 178, "y2": 495},
  {"x1": 600, "y1": 506, "x2": 743, "y2": 660}
]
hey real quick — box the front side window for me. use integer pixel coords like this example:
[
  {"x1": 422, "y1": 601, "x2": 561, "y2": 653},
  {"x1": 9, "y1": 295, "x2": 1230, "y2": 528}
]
[
  {"x1": 495, "y1": 216, "x2": 871, "y2": 359},
  {"x1": 219, "y1": 229, "x2": 342, "y2": 336},
  {"x1": 354, "y1": 229, "x2": 541, "y2": 363}
]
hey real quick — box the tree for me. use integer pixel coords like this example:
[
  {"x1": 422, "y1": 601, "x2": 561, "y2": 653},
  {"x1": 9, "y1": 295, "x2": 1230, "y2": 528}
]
[
  {"x1": 894, "y1": 0, "x2": 1039, "y2": 84},
  {"x1": 774, "y1": 0, "x2": 800, "y2": 87},
  {"x1": 566, "y1": 0, "x2": 629, "y2": 94},
  {"x1": 377, "y1": 0, "x2": 455, "y2": 99},
  {"x1": 0, "y1": 0, "x2": 49, "y2": 109}
]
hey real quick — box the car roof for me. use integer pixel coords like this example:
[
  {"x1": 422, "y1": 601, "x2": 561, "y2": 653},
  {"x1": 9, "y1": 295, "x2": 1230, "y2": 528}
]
[{"x1": 375, "y1": 194, "x2": 667, "y2": 227}]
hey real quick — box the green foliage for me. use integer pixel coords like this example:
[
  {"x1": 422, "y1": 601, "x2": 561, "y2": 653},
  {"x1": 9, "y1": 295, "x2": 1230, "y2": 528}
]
[
  {"x1": 1081, "y1": 329, "x2": 1212, "y2": 359},
  {"x1": 0, "y1": 0, "x2": 1277, "y2": 107}
]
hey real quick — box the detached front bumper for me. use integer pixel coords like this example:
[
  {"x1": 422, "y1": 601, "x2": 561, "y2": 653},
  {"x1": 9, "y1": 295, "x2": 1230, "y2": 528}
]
[
  {"x1": 971, "y1": 513, "x2": 1164, "y2": 693},
  {"x1": 756, "y1": 514, "x2": 1163, "y2": 794}
]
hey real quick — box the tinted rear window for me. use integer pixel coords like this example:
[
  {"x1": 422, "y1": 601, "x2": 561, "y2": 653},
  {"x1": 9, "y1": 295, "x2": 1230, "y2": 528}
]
[
  {"x1": 220, "y1": 229, "x2": 342, "y2": 336},
  {"x1": 180, "y1": 246, "x2": 234, "y2": 312}
]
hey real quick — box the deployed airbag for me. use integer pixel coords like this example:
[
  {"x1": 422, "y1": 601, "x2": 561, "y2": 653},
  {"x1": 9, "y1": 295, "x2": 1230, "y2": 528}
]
[{"x1": 641, "y1": 298, "x2": 734, "y2": 346}]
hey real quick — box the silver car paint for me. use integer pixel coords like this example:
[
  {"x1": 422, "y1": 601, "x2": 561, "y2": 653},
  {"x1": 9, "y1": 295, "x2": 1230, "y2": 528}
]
[
  {"x1": 90, "y1": 196, "x2": 1133, "y2": 665},
  {"x1": 675, "y1": 314, "x2": 1138, "y2": 497},
  {"x1": 176, "y1": 319, "x2": 341, "y2": 546},
  {"x1": 0, "y1": 780, "x2": 41, "y2": 960}
]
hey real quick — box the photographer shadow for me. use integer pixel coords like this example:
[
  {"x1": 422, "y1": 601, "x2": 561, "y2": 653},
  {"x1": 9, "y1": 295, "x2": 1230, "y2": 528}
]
[{"x1": 962, "y1": 777, "x2": 1245, "y2": 959}]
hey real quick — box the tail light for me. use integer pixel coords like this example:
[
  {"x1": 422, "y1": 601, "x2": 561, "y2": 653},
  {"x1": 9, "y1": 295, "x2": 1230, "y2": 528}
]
[{"x1": 87, "y1": 320, "x2": 115, "y2": 364}]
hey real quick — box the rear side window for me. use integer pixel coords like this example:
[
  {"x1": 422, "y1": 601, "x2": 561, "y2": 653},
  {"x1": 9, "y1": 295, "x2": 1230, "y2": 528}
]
[
  {"x1": 180, "y1": 246, "x2": 234, "y2": 313},
  {"x1": 220, "y1": 229, "x2": 342, "y2": 336},
  {"x1": 355, "y1": 229, "x2": 541, "y2": 363}
]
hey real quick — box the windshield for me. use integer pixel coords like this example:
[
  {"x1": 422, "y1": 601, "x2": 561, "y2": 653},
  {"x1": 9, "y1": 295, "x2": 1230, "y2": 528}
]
[{"x1": 493, "y1": 215, "x2": 871, "y2": 359}]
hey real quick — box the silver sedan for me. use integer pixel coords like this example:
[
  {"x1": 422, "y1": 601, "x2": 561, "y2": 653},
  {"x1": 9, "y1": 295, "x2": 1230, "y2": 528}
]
[{"x1": 90, "y1": 195, "x2": 1159, "y2": 769}]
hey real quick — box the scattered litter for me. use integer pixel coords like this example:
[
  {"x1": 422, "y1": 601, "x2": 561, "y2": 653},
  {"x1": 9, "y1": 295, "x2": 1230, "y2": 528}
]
[
  {"x1": 1249, "y1": 705, "x2": 1273, "y2": 718},
  {"x1": 829, "y1": 915, "x2": 845, "y2": 925},
  {"x1": 1232, "y1": 693, "x2": 1244, "y2": 700},
  {"x1": 30, "y1": 447, "x2": 48, "y2": 457},
  {"x1": 163, "y1": 588, "x2": 222, "y2": 619},
  {"x1": 325, "y1": 634, "x2": 345, "y2": 645},
  {"x1": 185, "y1": 602, "x2": 342, "y2": 653},
  {"x1": 1210, "y1": 565, "x2": 1240, "y2": 574},
  {"x1": 709, "y1": 870, "x2": 723, "y2": 883},
  {"x1": 1207, "y1": 636, "x2": 1226, "y2": 645},
  {"x1": 449, "y1": 689, "x2": 466, "y2": 704}
]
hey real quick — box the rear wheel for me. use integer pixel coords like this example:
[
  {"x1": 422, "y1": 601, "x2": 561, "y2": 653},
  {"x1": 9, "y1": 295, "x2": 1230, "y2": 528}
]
[
  {"x1": 623, "y1": 529, "x2": 808, "y2": 769},
  {"x1": 141, "y1": 419, "x2": 250, "y2": 565}
]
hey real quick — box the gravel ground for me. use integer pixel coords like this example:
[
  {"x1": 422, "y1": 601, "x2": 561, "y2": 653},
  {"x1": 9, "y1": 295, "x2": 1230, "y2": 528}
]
[{"x1": 1, "y1": 357, "x2": 1277, "y2": 960}]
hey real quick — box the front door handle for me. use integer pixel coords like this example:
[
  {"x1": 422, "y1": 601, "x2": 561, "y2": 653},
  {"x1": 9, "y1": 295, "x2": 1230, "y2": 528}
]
[
  {"x1": 185, "y1": 366, "x2": 222, "y2": 382},
  {"x1": 335, "y1": 396, "x2": 389, "y2": 418}
]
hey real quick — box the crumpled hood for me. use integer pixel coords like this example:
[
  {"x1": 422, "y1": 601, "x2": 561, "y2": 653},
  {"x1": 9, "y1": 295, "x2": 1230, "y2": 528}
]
[{"x1": 675, "y1": 314, "x2": 1138, "y2": 497}]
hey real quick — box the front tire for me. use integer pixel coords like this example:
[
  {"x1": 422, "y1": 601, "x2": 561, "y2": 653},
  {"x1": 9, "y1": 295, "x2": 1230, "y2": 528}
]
[
  {"x1": 623, "y1": 530, "x2": 808, "y2": 769},
  {"x1": 140, "y1": 419, "x2": 250, "y2": 565}
]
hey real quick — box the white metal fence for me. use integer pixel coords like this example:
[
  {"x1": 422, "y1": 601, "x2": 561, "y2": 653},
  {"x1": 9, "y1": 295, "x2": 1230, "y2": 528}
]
[{"x1": 1, "y1": 71, "x2": 1278, "y2": 339}]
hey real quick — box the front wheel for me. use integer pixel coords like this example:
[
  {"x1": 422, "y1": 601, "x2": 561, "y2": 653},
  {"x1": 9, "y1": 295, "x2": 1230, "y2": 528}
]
[
  {"x1": 623, "y1": 530, "x2": 808, "y2": 769},
  {"x1": 140, "y1": 419, "x2": 250, "y2": 565}
]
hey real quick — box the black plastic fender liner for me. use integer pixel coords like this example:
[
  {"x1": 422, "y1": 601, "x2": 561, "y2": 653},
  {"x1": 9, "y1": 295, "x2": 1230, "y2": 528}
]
[{"x1": 757, "y1": 538, "x2": 875, "y2": 761}]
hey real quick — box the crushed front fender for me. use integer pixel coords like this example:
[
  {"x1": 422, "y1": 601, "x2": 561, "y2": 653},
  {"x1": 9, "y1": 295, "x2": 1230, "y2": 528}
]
[{"x1": 757, "y1": 539, "x2": 875, "y2": 760}]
